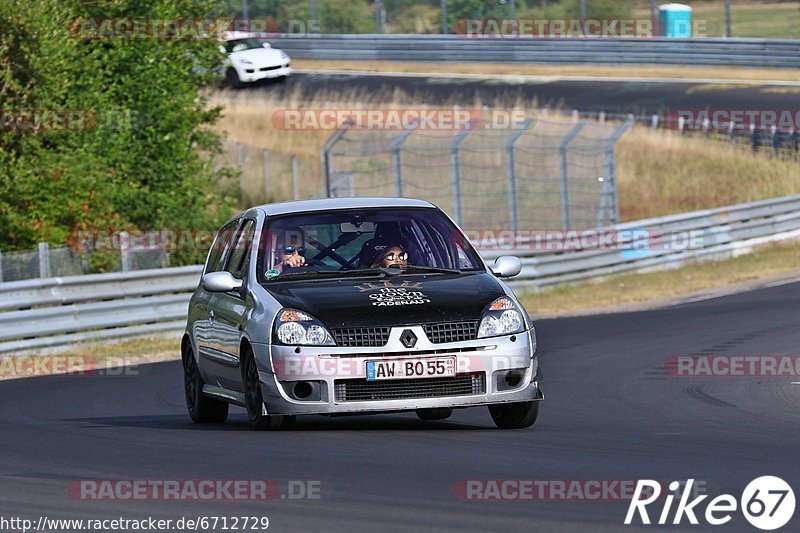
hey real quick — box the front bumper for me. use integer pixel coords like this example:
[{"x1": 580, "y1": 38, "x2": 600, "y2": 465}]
[
  {"x1": 252, "y1": 326, "x2": 541, "y2": 416},
  {"x1": 241, "y1": 65, "x2": 292, "y2": 82}
]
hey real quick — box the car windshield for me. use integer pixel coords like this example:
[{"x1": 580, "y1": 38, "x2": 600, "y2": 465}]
[
  {"x1": 224, "y1": 39, "x2": 264, "y2": 53},
  {"x1": 257, "y1": 207, "x2": 484, "y2": 282}
]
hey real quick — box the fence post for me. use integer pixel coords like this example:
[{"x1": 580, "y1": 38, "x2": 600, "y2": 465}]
[
  {"x1": 320, "y1": 118, "x2": 354, "y2": 197},
  {"x1": 237, "y1": 142, "x2": 245, "y2": 199},
  {"x1": 291, "y1": 155, "x2": 299, "y2": 200},
  {"x1": 449, "y1": 129, "x2": 471, "y2": 226},
  {"x1": 505, "y1": 118, "x2": 534, "y2": 232},
  {"x1": 600, "y1": 119, "x2": 634, "y2": 226},
  {"x1": 390, "y1": 123, "x2": 418, "y2": 197},
  {"x1": 558, "y1": 122, "x2": 586, "y2": 230},
  {"x1": 38, "y1": 242, "x2": 51, "y2": 278},
  {"x1": 263, "y1": 150, "x2": 270, "y2": 201},
  {"x1": 120, "y1": 231, "x2": 131, "y2": 273}
]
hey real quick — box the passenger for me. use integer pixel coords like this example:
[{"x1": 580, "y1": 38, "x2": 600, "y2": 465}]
[{"x1": 371, "y1": 244, "x2": 408, "y2": 268}]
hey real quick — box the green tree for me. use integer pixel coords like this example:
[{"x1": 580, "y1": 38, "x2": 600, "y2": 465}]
[{"x1": 0, "y1": 0, "x2": 237, "y2": 265}]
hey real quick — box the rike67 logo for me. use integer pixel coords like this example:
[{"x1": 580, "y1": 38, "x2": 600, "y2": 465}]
[{"x1": 625, "y1": 477, "x2": 795, "y2": 530}]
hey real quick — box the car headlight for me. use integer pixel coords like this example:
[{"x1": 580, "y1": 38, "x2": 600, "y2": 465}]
[
  {"x1": 239, "y1": 59, "x2": 252, "y2": 65},
  {"x1": 477, "y1": 297, "x2": 525, "y2": 338},
  {"x1": 274, "y1": 309, "x2": 335, "y2": 346}
]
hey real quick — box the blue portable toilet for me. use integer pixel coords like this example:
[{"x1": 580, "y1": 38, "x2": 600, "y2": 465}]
[{"x1": 658, "y1": 4, "x2": 693, "y2": 38}]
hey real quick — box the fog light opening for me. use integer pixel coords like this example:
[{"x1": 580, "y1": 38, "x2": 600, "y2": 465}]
[
  {"x1": 293, "y1": 381, "x2": 313, "y2": 399},
  {"x1": 504, "y1": 371, "x2": 522, "y2": 388}
]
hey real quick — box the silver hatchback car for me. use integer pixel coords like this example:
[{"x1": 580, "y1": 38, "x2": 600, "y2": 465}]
[{"x1": 182, "y1": 197, "x2": 543, "y2": 430}]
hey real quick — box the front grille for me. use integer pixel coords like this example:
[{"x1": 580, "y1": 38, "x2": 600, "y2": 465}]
[
  {"x1": 260, "y1": 65, "x2": 282, "y2": 72},
  {"x1": 333, "y1": 327, "x2": 390, "y2": 347},
  {"x1": 423, "y1": 321, "x2": 478, "y2": 343},
  {"x1": 334, "y1": 373, "x2": 485, "y2": 402}
]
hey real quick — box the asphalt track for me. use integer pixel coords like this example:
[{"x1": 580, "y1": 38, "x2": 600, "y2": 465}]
[
  {"x1": 252, "y1": 71, "x2": 800, "y2": 115},
  {"x1": 2, "y1": 280, "x2": 800, "y2": 531}
]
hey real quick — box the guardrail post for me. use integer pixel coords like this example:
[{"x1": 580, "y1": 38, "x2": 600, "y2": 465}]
[
  {"x1": 771, "y1": 126, "x2": 780, "y2": 156},
  {"x1": 375, "y1": 0, "x2": 384, "y2": 33},
  {"x1": 237, "y1": 142, "x2": 246, "y2": 200},
  {"x1": 450, "y1": 128, "x2": 471, "y2": 226},
  {"x1": 391, "y1": 122, "x2": 418, "y2": 197},
  {"x1": 321, "y1": 118, "x2": 354, "y2": 197},
  {"x1": 291, "y1": 155, "x2": 299, "y2": 200},
  {"x1": 0, "y1": 249, "x2": 3, "y2": 283},
  {"x1": 120, "y1": 231, "x2": 131, "y2": 273},
  {"x1": 505, "y1": 118, "x2": 534, "y2": 232},
  {"x1": 600, "y1": 119, "x2": 634, "y2": 226},
  {"x1": 558, "y1": 122, "x2": 586, "y2": 230},
  {"x1": 263, "y1": 150, "x2": 270, "y2": 201},
  {"x1": 38, "y1": 242, "x2": 51, "y2": 278}
]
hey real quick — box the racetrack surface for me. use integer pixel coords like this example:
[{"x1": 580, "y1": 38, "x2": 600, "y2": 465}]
[
  {"x1": 1, "y1": 282, "x2": 799, "y2": 531},
  {"x1": 251, "y1": 71, "x2": 800, "y2": 115}
]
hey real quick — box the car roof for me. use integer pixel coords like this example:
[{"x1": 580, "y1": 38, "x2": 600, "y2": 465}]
[{"x1": 255, "y1": 197, "x2": 437, "y2": 217}]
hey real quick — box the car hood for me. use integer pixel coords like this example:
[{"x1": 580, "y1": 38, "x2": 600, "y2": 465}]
[
  {"x1": 230, "y1": 48, "x2": 286, "y2": 64},
  {"x1": 264, "y1": 272, "x2": 505, "y2": 328}
]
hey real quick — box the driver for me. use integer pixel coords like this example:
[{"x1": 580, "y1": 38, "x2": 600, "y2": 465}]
[{"x1": 273, "y1": 228, "x2": 307, "y2": 272}]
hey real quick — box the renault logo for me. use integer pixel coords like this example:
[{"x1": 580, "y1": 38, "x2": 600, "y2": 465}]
[{"x1": 400, "y1": 329, "x2": 417, "y2": 349}]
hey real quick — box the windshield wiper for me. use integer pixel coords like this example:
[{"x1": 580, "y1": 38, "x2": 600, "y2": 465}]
[
  {"x1": 268, "y1": 268, "x2": 385, "y2": 281},
  {"x1": 398, "y1": 265, "x2": 461, "y2": 275}
]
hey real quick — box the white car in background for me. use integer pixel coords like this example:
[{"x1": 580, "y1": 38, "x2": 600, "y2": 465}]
[{"x1": 220, "y1": 32, "x2": 291, "y2": 88}]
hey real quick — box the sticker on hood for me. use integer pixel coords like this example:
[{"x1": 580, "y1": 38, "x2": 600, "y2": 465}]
[{"x1": 356, "y1": 280, "x2": 431, "y2": 307}]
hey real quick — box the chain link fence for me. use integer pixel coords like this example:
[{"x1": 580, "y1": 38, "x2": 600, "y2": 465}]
[
  {"x1": 322, "y1": 116, "x2": 631, "y2": 231},
  {"x1": 219, "y1": 139, "x2": 322, "y2": 205},
  {"x1": 0, "y1": 238, "x2": 169, "y2": 283}
]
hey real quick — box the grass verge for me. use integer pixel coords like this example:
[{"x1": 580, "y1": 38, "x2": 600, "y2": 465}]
[
  {"x1": 518, "y1": 240, "x2": 800, "y2": 317},
  {"x1": 210, "y1": 91, "x2": 800, "y2": 220}
]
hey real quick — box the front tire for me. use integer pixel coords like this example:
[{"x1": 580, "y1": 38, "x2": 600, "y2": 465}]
[
  {"x1": 489, "y1": 401, "x2": 539, "y2": 429},
  {"x1": 243, "y1": 346, "x2": 294, "y2": 431},
  {"x1": 183, "y1": 344, "x2": 228, "y2": 423},
  {"x1": 225, "y1": 68, "x2": 242, "y2": 89}
]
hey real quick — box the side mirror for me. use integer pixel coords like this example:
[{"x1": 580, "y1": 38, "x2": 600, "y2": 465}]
[
  {"x1": 262, "y1": 42, "x2": 271, "y2": 48},
  {"x1": 202, "y1": 271, "x2": 243, "y2": 293},
  {"x1": 218, "y1": 45, "x2": 226, "y2": 54},
  {"x1": 491, "y1": 256, "x2": 522, "y2": 278}
]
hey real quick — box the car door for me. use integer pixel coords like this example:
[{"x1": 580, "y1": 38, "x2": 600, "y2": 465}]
[
  {"x1": 194, "y1": 219, "x2": 239, "y2": 383},
  {"x1": 207, "y1": 218, "x2": 256, "y2": 391}
]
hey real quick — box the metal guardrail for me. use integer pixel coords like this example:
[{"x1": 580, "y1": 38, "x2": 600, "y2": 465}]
[
  {"x1": 3, "y1": 195, "x2": 800, "y2": 354},
  {"x1": 0, "y1": 266, "x2": 202, "y2": 354},
  {"x1": 272, "y1": 35, "x2": 800, "y2": 68}
]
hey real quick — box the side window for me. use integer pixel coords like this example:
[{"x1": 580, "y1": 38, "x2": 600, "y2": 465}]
[
  {"x1": 226, "y1": 220, "x2": 255, "y2": 279},
  {"x1": 205, "y1": 221, "x2": 239, "y2": 274}
]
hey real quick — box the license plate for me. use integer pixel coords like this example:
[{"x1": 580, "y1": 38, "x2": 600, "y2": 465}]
[{"x1": 366, "y1": 357, "x2": 456, "y2": 381}]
